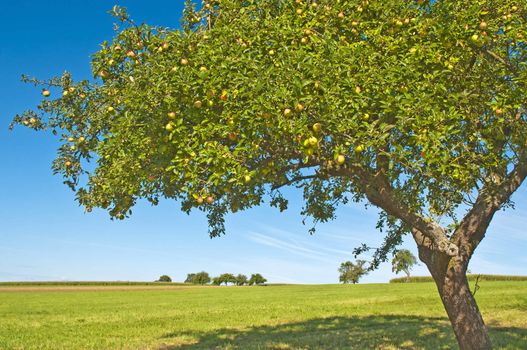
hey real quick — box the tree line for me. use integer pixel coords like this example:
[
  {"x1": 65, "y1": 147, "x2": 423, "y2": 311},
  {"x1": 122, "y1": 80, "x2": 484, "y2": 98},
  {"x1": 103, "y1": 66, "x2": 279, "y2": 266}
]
[{"x1": 156, "y1": 272, "x2": 267, "y2": 286}]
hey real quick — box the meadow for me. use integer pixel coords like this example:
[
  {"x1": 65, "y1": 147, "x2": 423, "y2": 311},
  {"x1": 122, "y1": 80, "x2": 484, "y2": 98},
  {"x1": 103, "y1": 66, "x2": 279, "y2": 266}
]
[{"x1": 0, "y1": 281, "x2": 525, "y2": 349}]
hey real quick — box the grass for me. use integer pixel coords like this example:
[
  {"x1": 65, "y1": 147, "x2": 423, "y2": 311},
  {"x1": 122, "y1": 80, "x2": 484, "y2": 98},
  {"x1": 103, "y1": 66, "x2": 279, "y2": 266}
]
[{"x1": 0, "y1": 282, "x2": 525, "y2": 349}]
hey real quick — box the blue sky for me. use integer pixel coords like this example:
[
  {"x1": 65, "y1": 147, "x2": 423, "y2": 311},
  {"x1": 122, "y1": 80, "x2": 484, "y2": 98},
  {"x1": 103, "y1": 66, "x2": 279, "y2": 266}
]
[{"x1": 1, "y1": 1, "x2": 526, "y2": 284}]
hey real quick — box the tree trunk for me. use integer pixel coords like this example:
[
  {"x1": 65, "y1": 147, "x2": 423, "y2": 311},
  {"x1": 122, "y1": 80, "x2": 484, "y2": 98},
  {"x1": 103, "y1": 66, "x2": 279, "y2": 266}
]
[{"x1": 428, "y1": 257, "x2": 492, "y2": 350}]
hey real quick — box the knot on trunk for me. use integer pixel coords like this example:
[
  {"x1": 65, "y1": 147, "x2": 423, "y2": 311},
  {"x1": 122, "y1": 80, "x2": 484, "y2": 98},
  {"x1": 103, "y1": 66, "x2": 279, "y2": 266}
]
[{"x1": 438, "y1": 240, "x2": 459, "y2": 257}]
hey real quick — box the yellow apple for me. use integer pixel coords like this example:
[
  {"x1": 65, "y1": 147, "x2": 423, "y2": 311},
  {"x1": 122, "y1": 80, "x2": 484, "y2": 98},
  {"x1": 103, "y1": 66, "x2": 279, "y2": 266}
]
[
  {"x1": 167, "y1": 112, "x2": 177, "y2": 119},
  {"x1": 181, "y1": 58, "x2": 189, "y2": 65},
  {"x1": 165, "y1": 123, "x2": 174, "y2": 131},
  {"x1": 354, "y1": 144, "x2": 365, "y2": 153},
  {"x1": 312, "y1": 123, "x2": 322, "y2": 133},
  {"x1": 283, "y1": 108, "x2": 292, "y2": 117},
  {"x1": 336, "y1": 154, "x2": 346, "y2": 165},
  {"x1": 308, "y1": 136, "x2": 318, "y2": 147},
  {"x1": 244, "y1": 175, "x2": 252, "y2": 183},
  {"x1": 295, "y1": 103, "x2": 305, "y2": 112},
  {"x1": 194, "y1": 100, "x2": 203, "y2": 108},
  {"x1": 42, "y1": 89, "x2": 51, "y2": 97}
]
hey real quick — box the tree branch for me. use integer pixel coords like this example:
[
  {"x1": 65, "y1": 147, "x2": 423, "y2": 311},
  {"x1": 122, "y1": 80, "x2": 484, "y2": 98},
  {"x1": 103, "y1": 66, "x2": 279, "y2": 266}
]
[
  {"x1": 330, "y1": 165, "x2": 459, "y2": 256},
  {"x1": 453, "y1": 153, "x2": 527, "y2": 260}
]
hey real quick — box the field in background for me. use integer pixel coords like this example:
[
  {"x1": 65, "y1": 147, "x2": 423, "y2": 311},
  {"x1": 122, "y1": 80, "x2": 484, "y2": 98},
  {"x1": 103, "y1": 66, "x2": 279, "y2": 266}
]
[{"x1": 0, "y1": 282, "x2": 526, "y2": 349}]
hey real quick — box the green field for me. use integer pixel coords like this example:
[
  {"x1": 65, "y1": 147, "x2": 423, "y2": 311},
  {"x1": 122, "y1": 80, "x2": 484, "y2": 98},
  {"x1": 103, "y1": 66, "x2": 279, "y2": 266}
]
[{"x1": 0, "y1": 282, "x2": 526, "y2": 349}]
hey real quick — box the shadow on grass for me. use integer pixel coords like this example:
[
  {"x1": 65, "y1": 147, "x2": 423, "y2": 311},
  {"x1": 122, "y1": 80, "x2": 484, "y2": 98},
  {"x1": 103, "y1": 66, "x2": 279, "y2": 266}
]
[{"x1": 158, "y1": 315, "x2": 527, "y2": 349}]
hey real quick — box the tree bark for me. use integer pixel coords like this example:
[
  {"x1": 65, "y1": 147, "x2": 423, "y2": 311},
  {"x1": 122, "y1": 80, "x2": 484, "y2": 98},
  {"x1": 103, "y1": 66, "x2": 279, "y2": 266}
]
[{"x1": 422, "y1": 249, "x2": 492, "y2": 350}]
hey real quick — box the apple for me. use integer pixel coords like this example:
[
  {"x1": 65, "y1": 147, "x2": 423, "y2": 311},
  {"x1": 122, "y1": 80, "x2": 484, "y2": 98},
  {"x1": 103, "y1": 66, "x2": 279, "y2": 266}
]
[
  {"x1": 295, "y1": 103, "x2": 305, "y2": 112},
  {"x1": 68, "y1": 137, "x2": 75, "y2": 142},
  {"x1": 269, "y1": 49, "x2": 275, "y2": 56},
  {"x1": 338, "y1": 12, "x2": 345, "y2": 18},
  {"x1": 79, "y1": 93, "x2": 86, "y2": 99},
  {"x1": 362, "y1": 114, "x2": 370, "y2": 121},
  {"x1": 70, "y1": 145, "x2": 76, "y2": 151},
  {"x1": 220, "y1": 91, "x2": 228, "y2": 101},
  {"x1": 63, "y1": 91, "x2": 69, "y2": 96},
  {"x1": 495, "y1": 108, "x2": 503, "y2": 115},
  {"x1": 355, "y1": 86, "x2": 362, "y2": 94},
  {"x1": 283, "y1": 108, "x2": 292, "y2": 117},
  {"x1": 207, "y1": 100, "x2": 214, "y2": 107},
  {"x1": 194, "y1": 100, "x2": 203, "y2": 108},
  {"x1": 304, "y1": 148, "x2": 314, "y2": 156},
  {"x1": 23, "y1": 120, "x2": 29, "y2": 126},
  {"x1": 79, "y1": 136, "x2": 85, "y2": 142},
  {"x1": 65, "y1": 161, "x2": 72, "y2": 167},
  {"x1": 308, "y1": 136, "x2": 318, "y2": 147},
  {"x1": 99, "y1": 70, "x2": 109, "y2": 79},
  {"x1": 396, "y1": 20, "x2": 404, "y2": 27},
  {"x1": 42, "y1": 89, "x2": 51, "y2": 97},
  {"x1": 196, "y1": 196, "x2": 204, "y2": 205},
  {"x1": 181, "y1": 58, "x2": 189, "y2": 65},
  {"x1": 300, "y1": 37, "x2": 308, "y2": 44},
  {"x1": 200, "y1": 66, "x2": 208, "y2": 72},
  {"x1": 107, "y1": 106, "x2": 115, "y2": 112},
  {"x1": 167, "y1": 112, "x2": 177, "y2": 119},
  {"x1": 479, "y1": 21, "x2": 488, "y2": 30},
  {"x1": 228, "y1": 132, "x2": 237, "y2": 141},
  {"x1": 336, "y1": 154, "x2": 346, "y2": 165},
  {"x1": 126, "y1": 50, "x2": 136, "y2": 58},
  {"x1": 162, "y1": 42, "x2": 170, "y2": 50},
  {"x1": 244, "y1": 175, "x2": 252, "y2": 183},
  {"x1": 312, "y1": 123, "x2": 322, "y2": 133},
  {"x1": 165, "y1": 123, "x2": 174, "y2": 131},
  {"x1": 296, "y1": 9, "x2": 303, "y2": 15},
  {"x1": 354, "y1": 144, "x2": 365, "y2": 153},
  {"x1": 470, "y1": 34, "x2": 480, "y2": 43},
  {"x1": 29, "y1": 117, "x2": 37, "y2": 124},
  {"x1": 206, "y1": 196, "x2": 214, "y2": 204}
]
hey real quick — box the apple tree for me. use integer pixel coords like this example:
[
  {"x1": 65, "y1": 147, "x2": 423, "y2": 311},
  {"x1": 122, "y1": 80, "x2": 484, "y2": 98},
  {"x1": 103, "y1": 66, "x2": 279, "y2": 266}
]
[{"x1": 12, "y1": 1, "x2": 527, "y2": 349}]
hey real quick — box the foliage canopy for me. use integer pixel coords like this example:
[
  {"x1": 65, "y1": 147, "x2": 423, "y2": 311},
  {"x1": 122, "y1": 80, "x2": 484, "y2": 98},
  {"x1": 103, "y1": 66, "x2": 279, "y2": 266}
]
[{"x1": 13, "y1": 0, "x2": 526, "y2": 275}]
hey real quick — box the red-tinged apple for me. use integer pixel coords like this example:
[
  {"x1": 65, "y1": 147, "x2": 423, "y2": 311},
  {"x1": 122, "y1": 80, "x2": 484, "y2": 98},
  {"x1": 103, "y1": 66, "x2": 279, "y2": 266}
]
[
  {"x1": 126, "y1": 50, "x2": 136, "y2": 58},
  {"x1": 338, "y1": 12, "x2": 345, "y2": 18},
  {"x1": 495, "y1": 108, "x2": 503, "y2": 115},
  {"x1": 196, "y1": 196, "x2": 204, "y2": 205},
  {"x1": 228, "y1": 132, "x2": 237, "y2": 141},
  {"x1": 162, "y1": 42, "x2": 169, "y2": 50},
  {"x1": 206, "y1": 196, "x2": 214, "y2": 204},
  {"x1": 479, "y1": 21, "x2": 488, "y2": 30}
]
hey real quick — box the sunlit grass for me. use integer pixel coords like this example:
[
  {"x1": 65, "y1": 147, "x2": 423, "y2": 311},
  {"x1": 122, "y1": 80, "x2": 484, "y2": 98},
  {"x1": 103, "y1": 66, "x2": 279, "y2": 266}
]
[{"x1": 0, "y1": 282, "x2": 525, "y2": 349}]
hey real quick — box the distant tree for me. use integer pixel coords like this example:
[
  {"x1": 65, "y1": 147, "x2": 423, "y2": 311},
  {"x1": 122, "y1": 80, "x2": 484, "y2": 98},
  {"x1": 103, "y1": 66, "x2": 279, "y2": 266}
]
[
  {"x1": 218, "y1": 273, "x2": 237, "y2": 285},
  {"x1": 212, "y1": 276, "x2": 222, "y2": 286},
  {"x1": 339, "y1": 260, "x2": 367, "y2": 284},
  {"x1": 156, "y1": 275, "x2": 172, "y2": 283},
  {"x1": 248, "y1": 273, "x2": 267, "y2": 286},
  {"x1": 392, "y1": 250, "x2": 418, "y2": 282},
  {"x1": 235, "y1": 274, "x2": 248, "y2": 286},
  {"x1": 184, "y1": 273, "x2": 196, "y2": 284},
  {"x1": 185, "y1": 271, "x2": 211, "y2": 285}
]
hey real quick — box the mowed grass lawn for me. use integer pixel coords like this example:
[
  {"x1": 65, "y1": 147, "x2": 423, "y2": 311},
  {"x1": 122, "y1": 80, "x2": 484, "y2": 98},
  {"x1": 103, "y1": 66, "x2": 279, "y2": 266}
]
[{"x1": 0, "y1": 282, "x2": 525, "y2": 349}]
